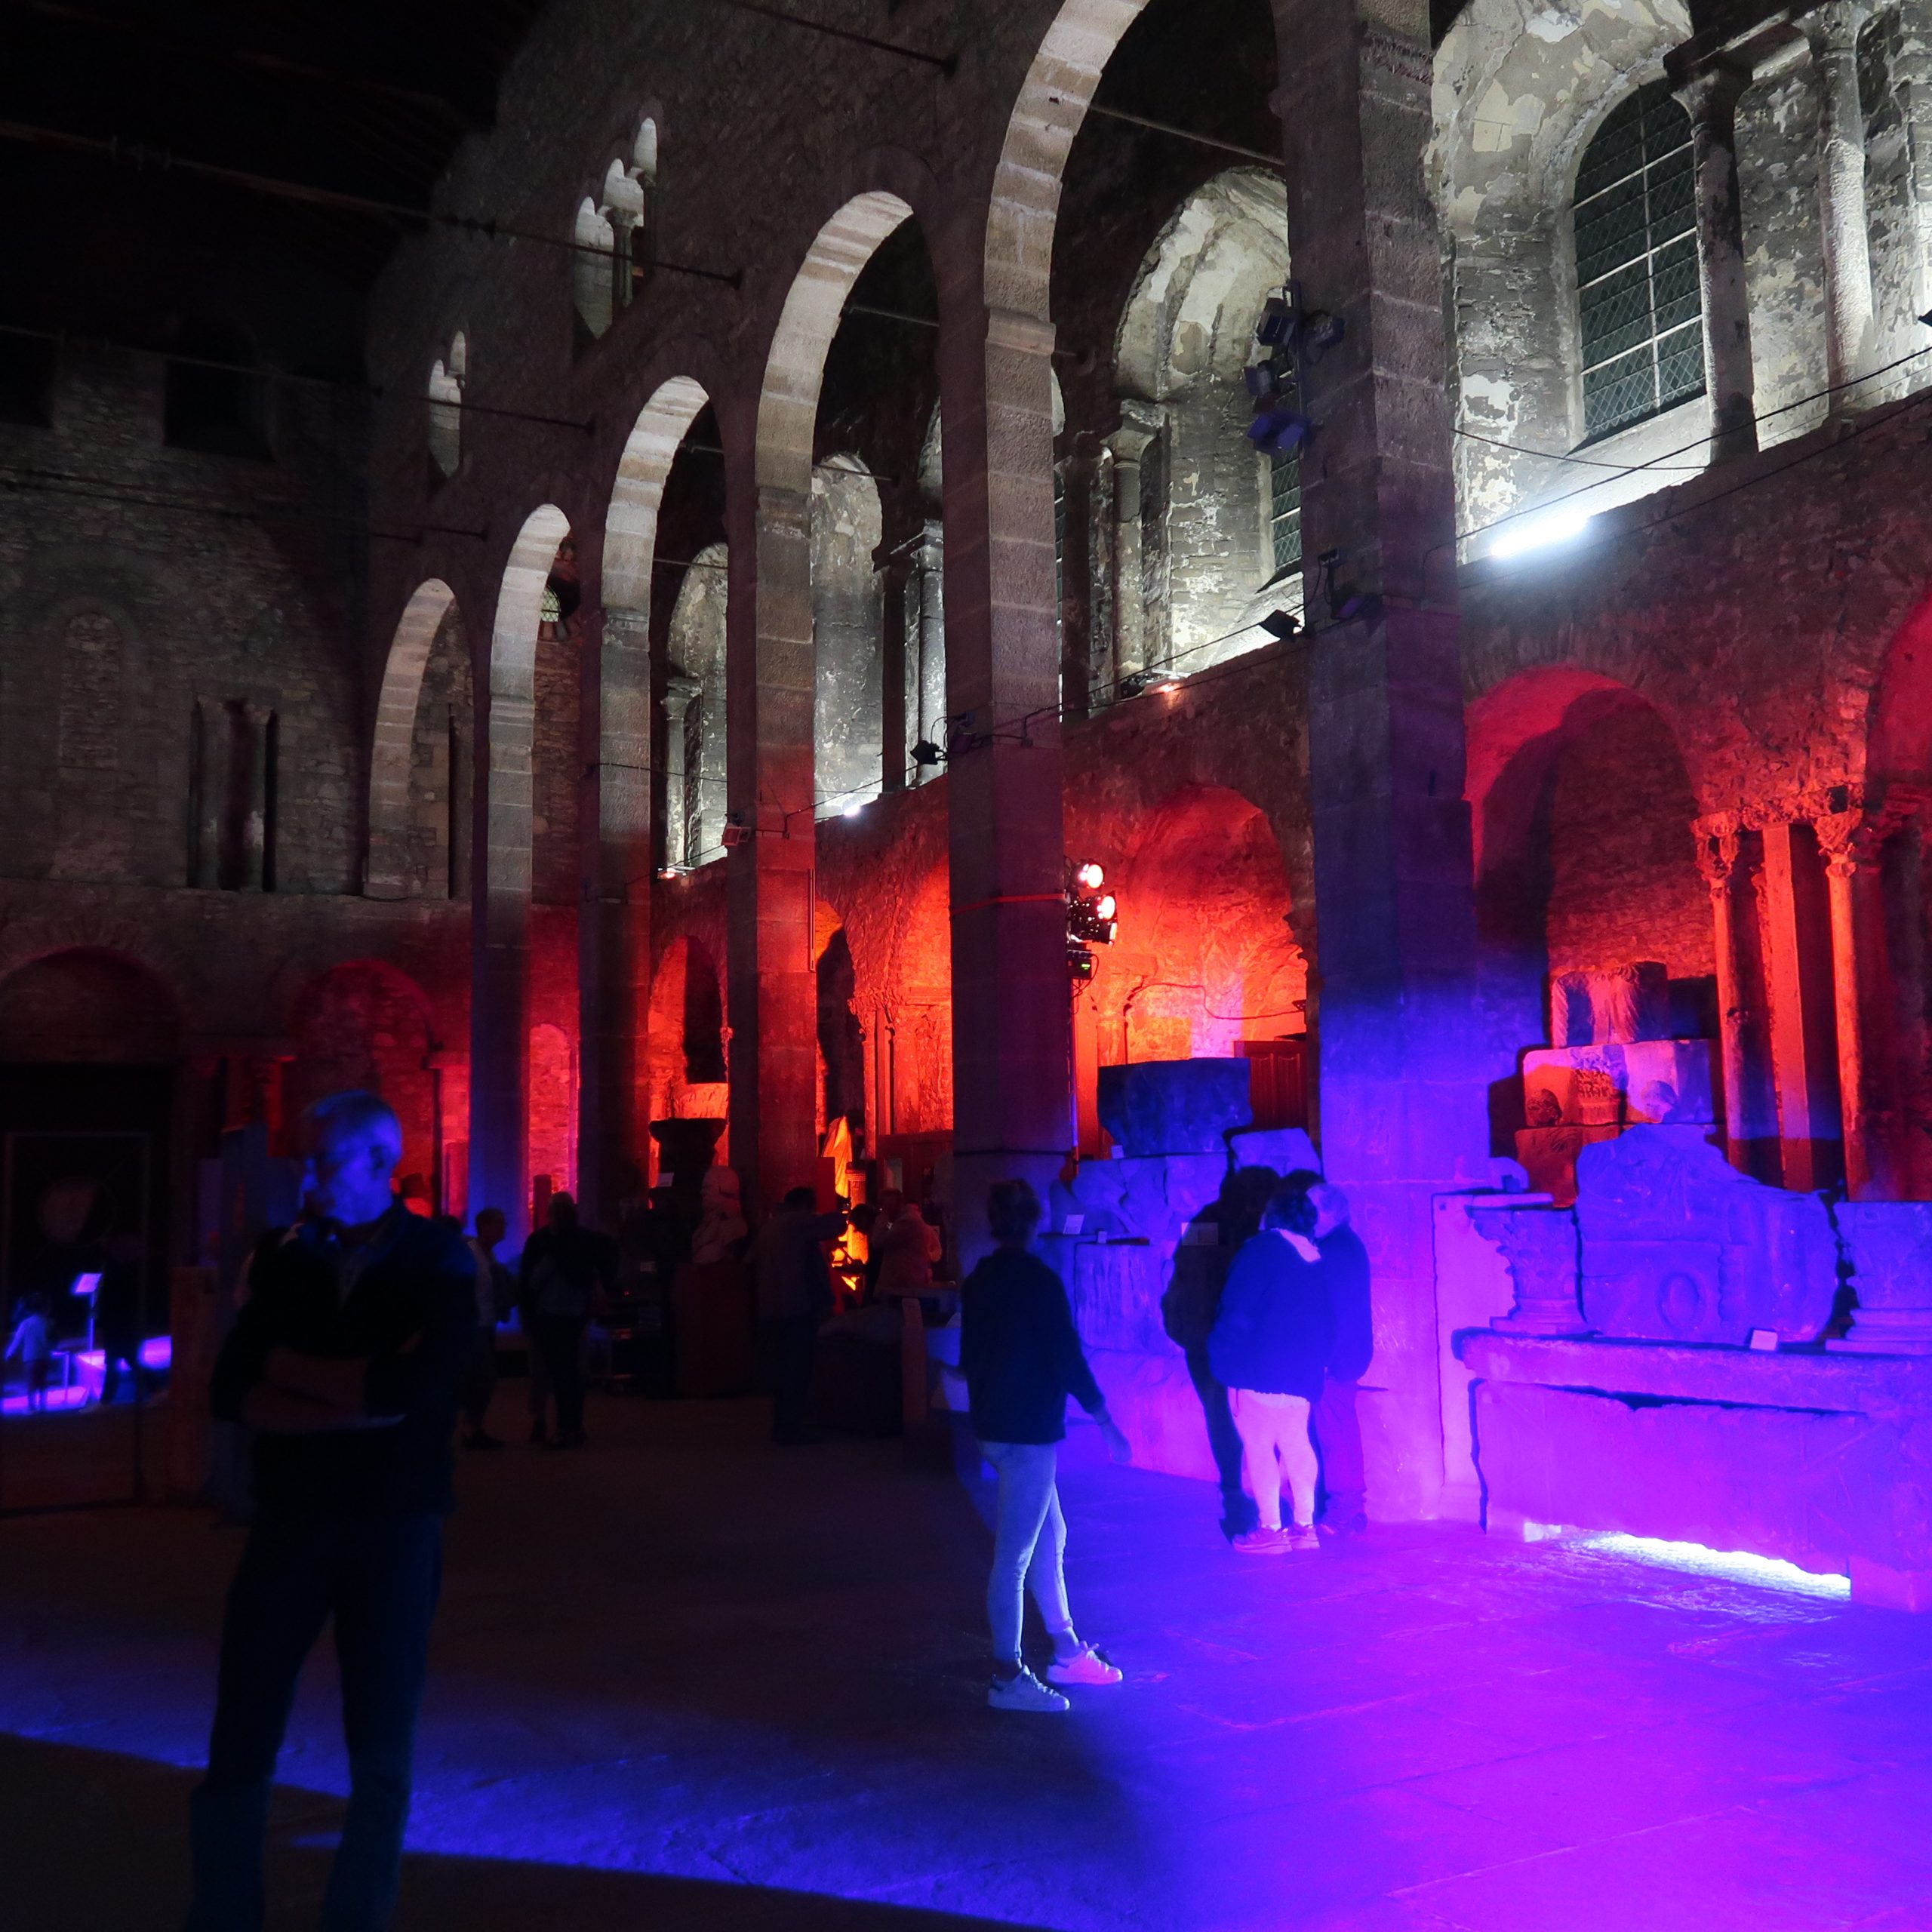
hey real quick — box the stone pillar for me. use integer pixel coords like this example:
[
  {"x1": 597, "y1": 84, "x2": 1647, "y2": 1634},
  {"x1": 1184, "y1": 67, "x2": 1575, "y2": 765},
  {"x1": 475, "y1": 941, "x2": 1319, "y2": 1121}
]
[
  {"x1": 1807, "y1": 0, "x2": 1878, "y2": 398},
  {"x1": 940, "y1": 300, "x2": 1074, "y2": 1263},
  {"x1": 1279, "y1": 0, "x2": 1490, "y2": 1521},
  {"x1": 914, "y1": 519, "x2": 946, "y2": 775},
  {"x1": 1106, "y1": 410, "x2": 1158, "y2": 683},
  {"x1": 581, "y1": 603, "x2": 653, "y2": 1226},
  {"x1": 1892, "y1": 0, "x2": 1932, "y2": 327},
  {"x1": 1757, "y1": 814, "x2": 1846, "y2": 1190},
  {"x1": 1693, "y1": 814, "x2": 1780, "y2": 1176},
  {"x1": 1058, "y1": 440, "x2": 1097, "y2": 724},
  {"x1": 727, "y1": 483, "x2": 820, "y2": 1215},
  {"x1": 1672, "y1": 60, "x2": 1761, "y2": 460},
  {"x1": 1815, "y1": 791, "x2": 1903, "y2": 1199},
  {"x1": 878, "y1": 552, "x2": 909, "y2": 792},
  {"x1": 471, "y1": 668, "x2": 532, "y2": 1240}
]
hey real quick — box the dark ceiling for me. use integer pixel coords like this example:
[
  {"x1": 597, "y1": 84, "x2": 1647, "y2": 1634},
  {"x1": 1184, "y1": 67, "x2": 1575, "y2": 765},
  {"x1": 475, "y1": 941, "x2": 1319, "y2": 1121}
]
[{"x1": 0, "y1": 0, "x2": 548, "y2": 369}]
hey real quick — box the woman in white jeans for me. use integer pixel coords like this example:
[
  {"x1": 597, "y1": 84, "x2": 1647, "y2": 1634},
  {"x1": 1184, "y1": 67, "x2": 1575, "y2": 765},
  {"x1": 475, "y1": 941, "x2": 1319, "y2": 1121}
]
[
  {"x1": 959, "y1": 1178, "x2": 1132, "y2": 1712},
  {"x1": 1207, "y1": 1183, "x2": 1336, "y2": 1555}
]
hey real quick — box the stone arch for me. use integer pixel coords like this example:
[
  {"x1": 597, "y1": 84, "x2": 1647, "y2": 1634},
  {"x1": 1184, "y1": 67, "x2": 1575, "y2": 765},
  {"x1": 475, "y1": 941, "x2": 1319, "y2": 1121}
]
[
  {"x1": 0, "y1": 948, "x2": 181, "y2": 1064},
  {"x1": 1869, "y1": 582, "x2": 1932, "y2": 785},
  {"x1": 665, "y1": 542, "x2": 729, "y2": 867},
  {"x1": 1466, "y1": 667, "x2": 1715, "y2": 1154},
  {"x1": 474, "y1": 506, "x2": 572, "y2": 1239},
  {"x1": 286, "y1": 960, "x2": 439, "y2": 1189},
  {"x1": 368, "y1": 580, "x2": 463, "y2": 900},
  {"x1": 1430, "y1": 0, "x2": 1704, "y2": 535},
  {"x1": 1104, "y1": 784, "x2": 1305, "y2": 1066},
  {"x1": 604, "y1": 375, "x2": 712, "y2": 615},
  {"x1": 1111, "y1": 167, "x2": 1295, "y2": 672},
  {"x1": 811, "y1": 454, "x2": 885, "y2": 817},
  {"x1": 644, "y1": 935, "x2": 729, "y2": 1143}
]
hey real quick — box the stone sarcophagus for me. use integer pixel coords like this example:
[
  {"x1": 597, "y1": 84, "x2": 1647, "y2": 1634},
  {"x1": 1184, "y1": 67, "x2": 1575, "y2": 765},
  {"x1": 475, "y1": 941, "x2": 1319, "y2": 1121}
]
[{"x1": 1575, "y1": 1126, "x2": 1838, "y2": 1346}]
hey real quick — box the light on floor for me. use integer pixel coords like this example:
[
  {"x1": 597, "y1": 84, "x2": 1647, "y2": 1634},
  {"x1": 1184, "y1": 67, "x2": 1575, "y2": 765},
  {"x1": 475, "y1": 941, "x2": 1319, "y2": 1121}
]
[{"x1": 1569, "y1": 1530, "x2": 1850, "y2": 1600}]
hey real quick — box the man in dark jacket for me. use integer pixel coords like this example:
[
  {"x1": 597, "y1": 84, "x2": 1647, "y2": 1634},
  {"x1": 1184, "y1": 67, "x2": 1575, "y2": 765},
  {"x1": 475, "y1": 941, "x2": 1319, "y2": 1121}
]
[
  {"x1": 1309, "y1": 1179, "x2": 1373, "y2": 1535},
  {"x1": 752, "y1": 1186, "x2": 846, "y2": 1444},
  {"x1": 186, "y1": 1091, "x2": 476, "y2": 1932},
  {"x1": 517, "y1": 1192, "x2": 616, "y2": 1449},
  {"x1": 961, "y1": 1177, "x2": 1131, "y2": 1713}
]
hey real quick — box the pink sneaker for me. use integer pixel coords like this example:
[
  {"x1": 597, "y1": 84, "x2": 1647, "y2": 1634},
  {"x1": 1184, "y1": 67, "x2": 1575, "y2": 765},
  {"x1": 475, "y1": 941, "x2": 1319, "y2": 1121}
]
[
  {"x1": 1232, "y1": 1526, "x2": 1291, "y2": 1555},
  {"x1": 1048, "y1": 1644, "x2": 1124, "y2": 1687},
  {"x1": 1284, "y1": 1525, "x2": 1321, "y2": 1553}
]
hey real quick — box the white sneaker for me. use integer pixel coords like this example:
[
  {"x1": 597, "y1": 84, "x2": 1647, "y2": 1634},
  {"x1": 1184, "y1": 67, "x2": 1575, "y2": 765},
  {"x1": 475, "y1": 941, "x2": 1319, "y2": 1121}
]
[
  {"x1": 988, "y1": 1666, "x2": 1070, "y2": 1712},
  {"x1": 1048, "y1": 1644, "x2": 1123, "y2": 1687}
]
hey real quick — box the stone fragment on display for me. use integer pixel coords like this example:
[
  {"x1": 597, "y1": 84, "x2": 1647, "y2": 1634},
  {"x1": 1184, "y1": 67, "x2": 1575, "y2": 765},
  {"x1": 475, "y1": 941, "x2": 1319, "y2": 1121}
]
[
  {"x1": 1468, "y1": 1201, "x2": 1589, "y2": 1336},
  {"x1": 1097, "y1": 1059, "x2": 1253, "y2": 1155},
  {"x1": 1833, "y1": 1202, "x2": 1932, "y2": 1355},
  {"x1": 1523, "y1": 1039, "x2": 1721, "y2": 1127},
  {"x1": 1513, "y1": 1123, "x2": 1620, "y2": 1205},
  {"x1": 1225, "y1": 1126, "x2": 1320, "y2": 1175},
  {"x1": 1575, "y1": 1126, "x2": 1838, "y2": 1344},
  {"x1": 1549, "y1": 961, "x2": 1672, "y2": 1047}
]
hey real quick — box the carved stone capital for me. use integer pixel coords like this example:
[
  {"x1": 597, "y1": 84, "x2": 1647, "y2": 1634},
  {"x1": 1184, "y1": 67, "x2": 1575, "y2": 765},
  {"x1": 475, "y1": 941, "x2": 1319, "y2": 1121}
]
[
  {"x1": 1471, "y1": 1204, "x2": 1590, "y2": 1337},
  {"x1": 1691, "y1": 814, "x2": 1743, "y2": 894}
]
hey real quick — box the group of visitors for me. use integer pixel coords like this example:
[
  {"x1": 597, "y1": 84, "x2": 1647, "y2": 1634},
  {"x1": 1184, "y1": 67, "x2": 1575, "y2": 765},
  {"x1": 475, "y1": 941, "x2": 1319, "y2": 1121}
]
[{"x1": 181, "y1": 1088, "x2": 1377, "y2": 1923}]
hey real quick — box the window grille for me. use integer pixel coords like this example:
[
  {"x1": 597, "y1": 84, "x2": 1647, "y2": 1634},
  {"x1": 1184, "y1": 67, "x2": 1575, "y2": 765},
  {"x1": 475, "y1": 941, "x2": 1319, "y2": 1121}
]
[
  {"x1": 1574, "y1": 79, "x2": 1706, "y2": 441},
  {"x1": 1269, "y1": 448, "x2": 1302, "y2": 576}
]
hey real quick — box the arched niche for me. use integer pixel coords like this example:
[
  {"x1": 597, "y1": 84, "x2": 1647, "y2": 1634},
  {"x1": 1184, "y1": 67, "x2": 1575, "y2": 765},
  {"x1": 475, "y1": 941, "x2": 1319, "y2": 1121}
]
[
  {"x1": 0, "y1": 949, "x2": 180, "y2": 1065},
  {"x1": 665, "y1": 543, "x2": 729, "y2": 868},
  {"x1": 811, "y1": 454, "x2": 884, "y2": 817},
  {"x1": 368, "y1": 581, "x2": 472, "y2": 902}
]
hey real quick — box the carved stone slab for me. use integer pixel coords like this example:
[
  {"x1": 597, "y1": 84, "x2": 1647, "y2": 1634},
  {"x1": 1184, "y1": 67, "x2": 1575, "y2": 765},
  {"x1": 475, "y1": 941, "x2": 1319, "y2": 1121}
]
[
  {"x1": 1549, "y1": 961, "x2": 1672, "y2": 1048},
  {"x1": 1097, "y1": 1058, "x2": 1253, "y2": 1155},
  {"x1": 1575, "y1": 1126, "x2": 1838, "y2": 1344}
]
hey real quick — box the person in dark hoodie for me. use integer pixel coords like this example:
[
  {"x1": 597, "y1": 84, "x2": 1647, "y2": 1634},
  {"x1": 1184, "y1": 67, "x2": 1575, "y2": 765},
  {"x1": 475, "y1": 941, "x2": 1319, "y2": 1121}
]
[
  {"x1": 1307, "y1": 1177, "x2": 1373, "y2": 1534},
  {"x1": 1208, "y1": 1183, "x2": 1335, "y2": 1556},
  {"x1": 960, "y1": 1177, "x2": 1131, "y2": 1714}
]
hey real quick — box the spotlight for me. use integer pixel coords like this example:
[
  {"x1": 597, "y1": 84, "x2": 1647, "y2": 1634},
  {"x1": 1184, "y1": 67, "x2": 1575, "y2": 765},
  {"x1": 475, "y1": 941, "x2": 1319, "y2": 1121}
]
[
  {"x1": 910, "y1": 737, "x2": 943, "y2": 767},
  {"x1": 1259, "y1": 609, "x2": 1300, "y2": 641},
  {"x1": 842, "y1": 801, "x2": 864, "y2": 819},
  {"x1": 1075, "y1": 861, "x2": 1105, "y2": 890},
  {"x1": 1490, "y1": 506, "x2": 1593, "y2": 560},
  {"x1": 1096, "y1": 893, "x2": 1117, "y2": 921},
  {"x1": 657, "y1": 865, "x2": 687, "y2": 880},
  {"x1": 1246, "y1": 407, "x2": 1311, "y2": 454}
]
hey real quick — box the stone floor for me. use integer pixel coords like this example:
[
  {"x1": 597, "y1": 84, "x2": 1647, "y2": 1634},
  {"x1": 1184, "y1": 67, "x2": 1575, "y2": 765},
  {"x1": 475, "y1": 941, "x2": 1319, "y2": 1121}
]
[{"x1": 5, "y1": 1391, "x2": 1932, "y2": 1931}]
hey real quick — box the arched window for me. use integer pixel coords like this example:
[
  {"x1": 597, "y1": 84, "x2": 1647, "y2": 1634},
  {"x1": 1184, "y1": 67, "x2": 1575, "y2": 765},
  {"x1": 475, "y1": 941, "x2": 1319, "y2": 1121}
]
[
  {"x1": 426, "y1": 331, "x2": 465, "y2": 480},
  {"x1": 572, "y1": 197, "x2": 616, "y2": 344},
  {"x1": 1574, "y1": 79, "x2": 1706, "y2": 441}
]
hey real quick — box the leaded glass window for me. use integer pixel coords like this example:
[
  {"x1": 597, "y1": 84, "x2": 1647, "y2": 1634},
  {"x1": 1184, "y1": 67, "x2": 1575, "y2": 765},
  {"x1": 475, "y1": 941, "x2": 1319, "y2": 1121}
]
[
  {"x1": 1269, "y1": 448, "x2": 1302, "y2": 576},
  {"x1": 1574, "y1": 80, "x2": 1706, "y2": 441}
]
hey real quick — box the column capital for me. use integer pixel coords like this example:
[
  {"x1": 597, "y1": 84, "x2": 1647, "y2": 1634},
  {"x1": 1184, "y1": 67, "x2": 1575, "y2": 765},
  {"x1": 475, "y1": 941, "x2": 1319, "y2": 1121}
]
[
  {"x1": 1801, "y1": 0, "x2": 1875, "y2": 56},
  {"x1": 1669, "y1": 53, "x2": 1755, "y2": 123},
  {"x1": 1692, "y1": 813, "x2": 1744, "y2": 892}
]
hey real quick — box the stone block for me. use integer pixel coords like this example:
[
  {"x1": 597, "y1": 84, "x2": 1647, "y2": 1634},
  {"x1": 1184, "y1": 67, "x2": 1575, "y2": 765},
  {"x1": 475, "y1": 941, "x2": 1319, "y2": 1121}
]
[
  {"x1": 1524, "y1": 1039, "x2": 1720, "y2": 1128},
  {"x1": 1097, "y1": 1058, "x2": 1252, "y2": 1155},
  {"x1": 1834, "y1": 1201, "x2": 1932, "y2": 1355},
  {"x1": 1225, "y1": 1126, "x2": 1320, "y2": 1177},
  {"x1": 1576, "y1": 1126, "x2": 1838, "y2": 1345},
  {"x1": 1514, "y1": 1123, "x2": 1620, "y2": 1205},
  {"x1": 1549, "y1": 961, "x2": 1672, "y2": 1047}
]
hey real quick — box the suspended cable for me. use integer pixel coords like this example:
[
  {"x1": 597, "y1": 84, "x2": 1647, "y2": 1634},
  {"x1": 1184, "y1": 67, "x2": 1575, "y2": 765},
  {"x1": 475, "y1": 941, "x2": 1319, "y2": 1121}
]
[
  {"x1": 1047, "y1": 95, "x2": 1285, "y2": 171},
  {"x1": 713, "y1": 2, "x2": 956, "y2": 73},
  {"x1": 0, "y1": 119, "x2": 743, "y2": 285}
]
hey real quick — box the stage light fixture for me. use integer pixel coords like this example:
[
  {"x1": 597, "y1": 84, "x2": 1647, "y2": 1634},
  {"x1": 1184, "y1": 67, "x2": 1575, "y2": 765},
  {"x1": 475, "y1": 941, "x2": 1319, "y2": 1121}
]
[
  {"x1": 1245, "y1": 407, "x2": 1310, "y2": 454},
  {"x1": 1075, "y1": 862, "x2": 1105, "y2": 890},
  {"x1": 910, "y1": 737, "x2": 943, "y2": 767},
  {"x1": 1259, "y1": 609, "x2": 1300, "y2": 641},
  {"x1": 1096, "y1": 893, "x2": 1116, "y2": 921}
]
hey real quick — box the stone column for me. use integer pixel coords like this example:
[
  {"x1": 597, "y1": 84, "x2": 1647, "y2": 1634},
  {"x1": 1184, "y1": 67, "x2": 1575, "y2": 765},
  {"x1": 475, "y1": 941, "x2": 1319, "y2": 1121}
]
[
  {"x1": 1058, "y1": 441, "x2": 1097, "y2": 724},
  {"x1": 1106, "y1": 409, "x2": 1158, "y2": 683},
  {"x1": 877, "y1": 551, "x2": 909, "y2": 792},
  {"x1": 240, "y1": 704, "x2": 274, "y2": 891},
  {"x1": 1815, "y1": 790, "x2": 1903, "y2": 1199},
  {"x1": 608, "y1": 209, "x2": 638, "y2": 321},
  {"x1": 1892, "y1": 0, "x2": 1932, "y2": 328},
  {"x1": 470, "y1": 663, "x2": 533, "y2": 1240},
  {"x1": 726, "y1": 482, "x2": 820, "y2": 1214},
  {"x1": 1694, "y1": 814, "x2": 1770, "y2": 1174},
  {"x1": 1757, "y1": 814, "x2": 1846, "y2": 1190},
  {"x1": 939, "y1": 299, "x2": 1074, "y2": 1263},
  {"x1": 1806, "y1": 0, "x2": 1878, "y2": 398},
  {"x1": 1672, "y1": 60, "x2": 1761, "y2": 460},
  {"x1": 1279, "y1": 0, "x2": 1491, "y2": 1521},
  {"x1": 914, "y1": 519, "x2": 946, "y2": 774},
  {"x1": 580, "y1": 603, "x2": 653, "y2": 1226}
]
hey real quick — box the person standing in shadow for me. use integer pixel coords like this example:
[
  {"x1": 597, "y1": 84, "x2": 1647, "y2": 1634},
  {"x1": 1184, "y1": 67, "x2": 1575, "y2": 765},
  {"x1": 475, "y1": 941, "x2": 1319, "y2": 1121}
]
[
  {"x1": 518, "y1": 1192, "x2": 615, "y2": 1451},
  {"x1": 1163, "y1": 1165, "x2": 1278, "y2": 1538},
  {"x1": 1307, "y1": 1177, "x2": 1373, "y2": 1536},
  {"x1": 753, "y1": 1186, "x2": 847, "y2": 1444},
  {"x1": 185, "y1": 1091, "x2": 477, "y2": 1932}
]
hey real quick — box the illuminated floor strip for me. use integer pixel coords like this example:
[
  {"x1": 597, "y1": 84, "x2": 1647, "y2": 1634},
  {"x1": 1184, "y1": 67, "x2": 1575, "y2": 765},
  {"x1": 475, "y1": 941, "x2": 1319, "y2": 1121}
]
[{"x1": 1568, "y1": 1531, "x2": 1852, "y2": 1600}]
